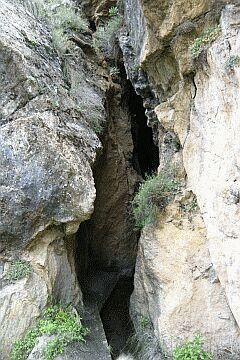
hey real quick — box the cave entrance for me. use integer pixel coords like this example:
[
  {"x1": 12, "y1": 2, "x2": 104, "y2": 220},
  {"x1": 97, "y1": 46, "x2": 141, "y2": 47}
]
[
  {"x1": 75, "y1": 64, "x2": 159, "y2": 359},
  {"x1": 75, "y1": 221, "x2": 134, "y2": 359},
  {"x1": 122, "y1": 77, "x2": 159, "y2": 177}
]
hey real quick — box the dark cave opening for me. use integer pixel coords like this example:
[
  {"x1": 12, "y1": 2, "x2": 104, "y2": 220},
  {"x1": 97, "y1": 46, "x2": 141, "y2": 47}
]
[
  {"x1": 100, "y1": 277, "x2": 134, "y2": 358},
  {"x1": 76, "y1": 219, "x2": 135, "y2": 359},
  {"x1": 121, "y1": 77, "x2": 159, "y2": 177},
  {"x1": 75, "y1": 65, "x2": 159, "y2": 359}
]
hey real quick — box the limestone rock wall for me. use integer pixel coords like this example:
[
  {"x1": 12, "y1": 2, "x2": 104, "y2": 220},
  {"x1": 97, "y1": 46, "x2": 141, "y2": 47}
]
[
  {"x1": 121, "y1": 0, "x2": 240, "y2": 357},
  {"x1": 0, "y1": 0, "x2": 107, "y2": 356}
]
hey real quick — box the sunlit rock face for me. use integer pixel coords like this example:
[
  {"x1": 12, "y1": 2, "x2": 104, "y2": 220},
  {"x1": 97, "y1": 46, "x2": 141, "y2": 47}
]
[
  {"x1": 123, "y1": 0, "x2": 240, "y2": 357},
  {"x1": 0, "y1": 0, "x2": 105, "y2": 356}
]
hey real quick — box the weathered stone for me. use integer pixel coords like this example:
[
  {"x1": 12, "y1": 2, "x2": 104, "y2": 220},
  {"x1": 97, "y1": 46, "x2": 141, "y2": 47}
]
[
  {"x1": 183, "y1": 3, "x2": 240, "y2": 335},
  {"x1": 131, "y1": 202, "x2": 240, "y2": 357},
  {"x1": 0, "y1": 0, "x2": 106, "y2": 355},
  {"x1": 123, "y1": 0, "x2": 240, "y2": 356}
]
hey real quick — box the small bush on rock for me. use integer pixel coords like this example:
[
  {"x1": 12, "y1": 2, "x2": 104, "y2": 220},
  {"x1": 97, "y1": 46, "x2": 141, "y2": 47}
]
[
  {"x1": 11, "y1": 304, "x2": 89, "y2": 360},
  {"x1": 189, "y1": 26, "x2": 221, "y2": 59},
  {"x1": 93, "y1": 7, "x2": 122, "y2": 58},
  {"x1": 173, "y1": 335, "x2": 212, "y2": 360},
  {"x1": 17, "y1": 0, "x2": 88, "y2": 55},
  {"x1": 225, "y1": 55, "x2": 240, "y2": 71},
  {"x1": 5, "y1": 260, "x2": 32, "y2": 283},
  {"x1": 132, "y1": 169, "x2": 180, "y2": 229}
]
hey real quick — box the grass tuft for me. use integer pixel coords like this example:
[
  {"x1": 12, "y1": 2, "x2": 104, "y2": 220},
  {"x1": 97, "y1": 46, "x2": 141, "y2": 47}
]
[{"x1": 132, "y1": 169, "x2": 181, "y2": 229}]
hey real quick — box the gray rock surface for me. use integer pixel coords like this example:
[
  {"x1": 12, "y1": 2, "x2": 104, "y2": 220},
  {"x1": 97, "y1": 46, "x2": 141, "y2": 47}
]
[{"x1": 0, "y1": 0, "x2": 107, "y2": 356}]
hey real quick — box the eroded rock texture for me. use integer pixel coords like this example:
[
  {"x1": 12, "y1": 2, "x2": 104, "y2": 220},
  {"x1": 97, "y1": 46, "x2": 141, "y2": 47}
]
[
  {"x1": 121, "y1": 0, "x2": 240, "y2": 358},
  {"x1": 0, "y1": 0, "x2": 106, "y2": 356},
  {"x1": 2, "y1": 0, "x2": 240, "y2": 358}
]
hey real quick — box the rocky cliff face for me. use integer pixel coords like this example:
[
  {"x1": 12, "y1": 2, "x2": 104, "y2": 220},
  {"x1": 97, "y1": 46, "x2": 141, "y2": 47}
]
[
  {"x1": 1, "y1": 0, "x2": 240, "y2": 359},
  {"x1": 120, "y1": 0, "x2": 240, "y2": 358},
  {"x1": 0, "y1": 0, "x2": 106, "y2": 356}
]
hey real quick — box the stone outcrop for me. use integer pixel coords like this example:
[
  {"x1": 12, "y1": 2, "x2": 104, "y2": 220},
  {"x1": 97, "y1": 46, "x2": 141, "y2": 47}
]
[
  {"x1": 0, "y1": 0, "x2": 107, "y2": 357},
  {"x1": 121, "y1": 0, "x2": 240, "y2": 357},
  {"x1": 2, "y1": 0, "x2": 240, "y2": 358}
]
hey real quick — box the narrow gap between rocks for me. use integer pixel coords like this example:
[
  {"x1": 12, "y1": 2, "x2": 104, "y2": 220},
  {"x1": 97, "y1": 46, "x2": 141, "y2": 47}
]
[
  {"x1": 122, "y1": 73, "x2": 159, "y2": 178},
  {"x1": 75, "y1": 64, "x2": 159, "y2": 359}
]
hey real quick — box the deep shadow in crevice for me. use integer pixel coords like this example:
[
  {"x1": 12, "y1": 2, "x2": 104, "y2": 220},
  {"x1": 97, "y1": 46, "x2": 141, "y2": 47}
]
[
  {"x1": 75, "y1": 62, "x2": 159, "y2": 359},
  {"x1": 121, "y1": 72, "x2": 159, "y2": 177},
  {"x1": 100, "y1": 277, "x2": 134, "y2": 359}
]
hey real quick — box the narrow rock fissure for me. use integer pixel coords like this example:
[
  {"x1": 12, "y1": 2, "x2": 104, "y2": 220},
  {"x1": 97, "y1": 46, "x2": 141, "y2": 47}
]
[
  {"x1": 122, "y1": 74, "x2": 159, "y2": 178},
  {"x1": 75, "y1": 65, "x2": 159, "y2": 359}
]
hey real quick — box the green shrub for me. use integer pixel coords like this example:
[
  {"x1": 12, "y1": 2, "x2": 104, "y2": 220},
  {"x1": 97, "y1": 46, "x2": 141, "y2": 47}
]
[
  {"x1": 189, "y1": 26, "x2": 221, "y2": 59},
  {"x1": 132, "y1": 169, "x2": 180, "y2": 229},
  {"x1": 11, "y1": 304, "x2": 89, "y2": 360},
  {"x1": 180, "y1": 195, "x2": 198, "y2": 215},
  {"x1": 225, "y1": 55, "x2": 240, "y2": 71},
  {"x1": 108, "y1": 6, "x2": 119, "y2": 17},
  {"x1": 49, "y1": 3, "x2": 88, "y2": 54},
  {"x1": 93, "y1": 8, "x2": 122, "y2": 58},
  {"x1": 173, "y1": 336, "x2": 212, "y2": 360},
  {"x1": 17, "y1": 0, "x2": 88, "y2": 55},
  {"x1": 5, "y1": 260, "x2": 32, "y2": 283}
]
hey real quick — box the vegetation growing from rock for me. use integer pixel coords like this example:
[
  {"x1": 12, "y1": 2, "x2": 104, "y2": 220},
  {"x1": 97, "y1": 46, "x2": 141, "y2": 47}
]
[
  {"x1": 225, "y1": 55, "x2": 240, "y2": 71},
  {"x1": 173, "y1": 336, "x2": 212, "y2": 360},
  {"x1": 93, "y1": 7, "x2": 122, "y2": 58},
  {"x1": 132, "y1": 169, "x2": 181, "y2": 229},
  {"x1": 11, "y1": 304, "x2": 89, "y2": 360},
  {"x1": 189, "y1": 26, "x2": 221, "y2": 59},
  {"x1": 5, "y1": 260, "x2": 32, "y2": 283},
  {"x1": 49, "y1": 2, "x2": 88, "y2": 55},
  {"x1": 180, "y1": 195, "x2": 198, "y2": 215},
  {"x1": 17, "y1": 0, "x2": 88, "y2": 55}
]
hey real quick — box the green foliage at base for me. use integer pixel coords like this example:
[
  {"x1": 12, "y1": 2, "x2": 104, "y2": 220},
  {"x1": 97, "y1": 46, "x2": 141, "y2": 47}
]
[
  {"x1": 11, "y1": 304, "x2": 89, "y2": 360},
  {"x1": 173, "y1": 336, "x2": 212, "y2": 360},
  {"x1": 189, "y1": 26, "x2": 221, "y2": 59},
  {"x1": 5, "y1": 260, "x2": 32, "y2": 283},
  {"x1": 132, "y1": 169, "x2": 181, "y2": 229}
]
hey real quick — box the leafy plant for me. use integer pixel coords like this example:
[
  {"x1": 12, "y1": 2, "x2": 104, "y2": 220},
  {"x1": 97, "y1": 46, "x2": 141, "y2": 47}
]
[
  {"x1": 189, "y1": 26, "x2": 221, "y2": 60},
  {"x1": 17, "y1": 0, "x2": 88, "y2": 55},
  {"x1": 108, "y1": 6, "x2": 119, "y2": 17},
  {"x1": 132, "y1": 169, "x2": 181, "y2": 229},
  {"x1": 5, "y1": 260, "x2": 32, "y2": 283},
  {"x1": 139, "y1": 317, "x2": 150, "y2": 330},
  {"x1": 180, "y1": 195, "x2": 198, "y2": 215},
  {"x1": 110, "y1": 66, "x2": 120, "y2": 77},
  {"x1": 93, "y1": 8, "x2": 122, "y2": 58},
  {"x1": 173, "y1": 335, "x2": 212, "y2": 360},
  {"x1": 11, "y1": 304, "x2": 89, "y2": 360},
  {"x1": 225, "y1": 55, "x2": 240, "y2": 71},
  {"x1": 49, "y1": 3, "x2": 88, "y2": 54}
]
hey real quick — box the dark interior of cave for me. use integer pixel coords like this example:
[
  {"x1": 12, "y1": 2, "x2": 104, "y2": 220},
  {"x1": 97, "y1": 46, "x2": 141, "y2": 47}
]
[
  {"x1": 75, "y1": 67, "x2": 159, "y2": 358},
  {"x1": 121, "y1": 76, "x2": 159, "y2": 178}
]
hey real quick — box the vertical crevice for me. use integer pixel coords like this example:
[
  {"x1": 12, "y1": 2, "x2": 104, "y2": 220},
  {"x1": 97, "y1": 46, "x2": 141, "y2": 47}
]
[
  {"x1": 75, "y1": 60, "x2": 159, "y2": 359},
  {"x1": 120, "y1": 68, "x2": 159, "y2": 177}
]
